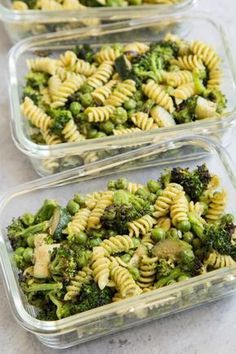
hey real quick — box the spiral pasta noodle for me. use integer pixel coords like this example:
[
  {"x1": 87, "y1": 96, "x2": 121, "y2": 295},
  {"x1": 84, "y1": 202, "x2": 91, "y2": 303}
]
[
  {"x1": 95, "y1": 48, "x2": 121, "y2": 64},
  {"x1": 205, "y1": 191, "x2": 227, "y2": 222},
  {"x1": 59, "y1": 50, "x2": 77, "y2": 71},
  {"x1": 164, "y1": 70, "x2": 193, "y2": 87},
  {"x1": 155, "y1": 217, "x2": 171, "y2": 232},
  {"x1": 75, "y1": 59, "x2": 97, "y2": 77},
  {"x1": 12, "y1": 1, "x2": 28, "y2": 9},
  {"x1": 190, "y1": 41, "x2": 220, "y2": 70},
  {"x1": 171, "y1": 55, "x2": 205, "y2": 72},
  {"x1": 126, "y1": 182, "x2": 144, "y2": 194},
  {"x1": 87, "y1": 191, "x2": 114, "y2": 229},
  {"x1": 67, "y1": 208, "x2": 90, "y2": 235},
  {"x1": 110, "y1": 262, "x2": 142, "y2": 298},
  {"x1": 62, "y1": 119, "x2": 85, "y2": 142},
  {"x1": 41, "y1": 129, "x2": 61, "y2": 145},
  {"x1": 85, "y1": 105, "x2": 115, "y2": 123},
  {"x1": 91, "y1": 80, "x2": 116, "y2": 104},
  {"x1": 124, "y1": 42, "x2": 149, "y2": 56},
  {"x1": 153, "y1": 183, "x2": 183, "y2": 218},
  {"x1": 207, "y1": 68, "x2": 222, "y2": 89},
  {"x1": 100, "y1": 235, "x2": 133, "y2": 255},
  {"x1": 21, "y1": 97, "x2": 52, "y2": 131},
  {"x1": 105, "y1": 80, "x2": 136, "y2": 107},
  {"x1": 91, "y1": 247, "x2": 111, "y2": 290},
  {"x1": 113, "y1": 128, "x2": 142, "y2": 135},
  {"x1": 51, "y1": 73, "x2": 86, "y2": 108},
  {"x1": 86, "y1": 62, "x2": 113, "y2": 89},
  {"x1": 142, "y1": 80, "x2": 174, "y2": 113},
  {"x1": 170, "y1": 192, "x2": 189, "y2": 226},
  {"x1": 137, "y1": 255, "x2": 158, "y2": 289},
  {"x1": 131, "y1": 112, "x2": 157, "y2": 131},
  {"x1": 27, "y1": 57, "x2": 58, "y2": 75},
  {"x1": 128, "y1": 215, "x2": 156, "y2": 238},
  {"x1": 64, "y1": 266, "x2": 93, "y2": 300},
  {"x1": 204, "y1": 250, "x2": 236, "y2": 269},
  {"x1": 141, "y1": 233, "x2": 155, "y2": 249},
  {"x1": 172, "y1": 83, "x2": 196, "y2": 101},
  {"x1": 85, "y1": 192, "x2": 104, "y2": 210}
]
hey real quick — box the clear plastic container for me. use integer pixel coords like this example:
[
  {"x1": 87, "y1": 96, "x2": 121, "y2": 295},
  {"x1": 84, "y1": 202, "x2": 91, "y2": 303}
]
[
  {"x1": 1, "y1": 135, "x2": 236, "y2": 349},
  {"x1": 0, "y1": 0, "x2": 196, "y2": 43},
  {"x1": 8, "y1": 14, "x2": 236, "y2": 176}
]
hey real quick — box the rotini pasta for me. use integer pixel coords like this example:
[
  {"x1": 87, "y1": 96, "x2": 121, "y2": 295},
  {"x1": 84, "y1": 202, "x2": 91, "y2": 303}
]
[
  {"x1": 170, "y1": 192, "x2": 189, "y2": 226},
  {"x1": 86, "y1": 62, "x2": 113, "y2": 89},
  {"x1": 110, "y1": 262, "x2": 142, "y2": 298},
  {"x1": 91, "y1": 246, "x2": 110, "y2": 290},
  {"x1": 128, "y1": 215, "x2": 156, "y2": 237},
  {"x1": 21, "y1": 97, "x2": 52, "y2": 131},
  {"x1": 100, "y1": 235, "x2": 133, "y2": 255},
  {"x1": 87, "y1": 191, "x2": 114, "y2": 229},
  {"x1": 64, "y1": 266, "x2": 93, "y2": 300},
  {"x1": 85, "y1": 105, "x2": 115, "y2": 122},
  {"x1": 137, "y1": 255, "x2": 158, "y2": 289},
  {"x1": 105, "y1": 80, "x2": 136, "y2": 107},
  {"x1": 205, "y1": 191, "x2": 227, "y2": 222},
  {"x1": 27, "y1": 57, "x2": 58, "y2": 75},
  {"x1": 204, "y1": 250, "x2": 236, "y2": 269},
  {"x1": 153, "y1": 183, "x2": 183, "y2": 218},
  {"x1": 142, "y1": 80, "x2": 174, "y2": 113},
  {"x1": 91, "y1": 80, "x2": 116, "y2": 104},
  {"x1": 67, "y1": 208, "x2": 90, "y2": 235},
  {"x1": 62, "y1": 119, "x2": 85, "y2": 142},
  {"x1": 131, "y1": 112, "x2": 157, "y2": 131},
  {"x1": 190, "y1": 41, "x2": 220, "y2": 70}
]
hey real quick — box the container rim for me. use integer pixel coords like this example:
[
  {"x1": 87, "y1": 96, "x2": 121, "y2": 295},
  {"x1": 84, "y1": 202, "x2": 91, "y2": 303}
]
[
  {"x1": 8, "y1": 12, "x2": 236, "y2": 159},
  {"x1": 0, "y1": 0, "x2": 196, "y2": 21},
  {"x1": 1, "y1": 134, "x2": 236, "y2": 335}
]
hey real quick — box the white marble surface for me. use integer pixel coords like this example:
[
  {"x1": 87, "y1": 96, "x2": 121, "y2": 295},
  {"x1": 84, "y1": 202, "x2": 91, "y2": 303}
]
[{"x1": 1, "y1": 0, "x2": 236, "y2": 353}]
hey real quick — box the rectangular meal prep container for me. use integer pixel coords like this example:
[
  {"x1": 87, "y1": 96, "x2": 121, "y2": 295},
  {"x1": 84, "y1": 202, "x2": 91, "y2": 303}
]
[
  {"x1": 0, "y1": 0, "x2": 197, "y2": 43},
  {"x1": 1, "y1": 135, "x2": 236, "y2": 349},
  {"x1": 8, "y1": 13, "x2": 236, "y2": 177}
]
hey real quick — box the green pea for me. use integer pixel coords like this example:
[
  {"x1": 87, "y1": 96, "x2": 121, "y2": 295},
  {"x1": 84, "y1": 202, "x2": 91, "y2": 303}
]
[
  {"x1": 21, "y1": 213, "x2": 35, "y2": 226},
  {"x1": 80, "y1": 83, "x2": 93, "y2": 94},
  {"x1": 151, "y1": 228, "x2": 166, "y2": 242},
  {"x1": 167, "y1": 279, "x2": 176, "y2": 286},
  {"x1": 80, "y1": 93, "x2": 93, "y2": 107},
  {"x1": 100, "y1": 121, "x2": 115, "y2": 135},
  {"x1": 15, "y1": 247, "x2": 25, "y2": 256},
  {"x1": 132, "y1": 238, "x2": 141, "y2": 248},
  {"x1": 95, "y1": 132, "x2": 107, "y2": 139},
  {"x1": 181, "y1": 249, "x2": 195, "y2": 264},
  {"x1": 90, "y1": 229, "x2": 106, "y2": 238},
  {"x1": 192, "y1": 238, "x2": 202, "y2": 249},
  {"x1": 124, "y1": 99, "x2": 137, "y2": 110},
  {"x1": 23, "y1": 247, "x2": 33, "y2": 263},
  {"x1": 70, "y1": 102, "x2": 82, "y2": 117},
  {"x1": 27, "y1": 235, "x2": 35, "y2": 248},
  {"x1": 128, "y1": 266, "x2": 140, "y2": 280},
  {"x1": 74, "y1": 232, "x2": 87, "y2": 245},
  {"x1": 120, "y1": 254, "x2": 131, "y2": 263},
  {"x1": 128, "y1": 0, "x2": 142, "y2": 5},
  {"x1": 167, "y1": 228, "x2": 182, "y2": 240},
  {"x1": 134, "y1": 91, "x2": 143, "y2": 101},
  {"x1": 89, "y1": 238, "x2": 102, "y2": 248},
  {"x1": 177, "y1": 220, "x2": 191, "y2": 232},
  {"x1": 116, "y1": 177, "x2": 128, "y2": 189},
  {"x1": 107, "y1": 180, "x2": 116, "y2": 190},
  {"x1": 74, "y1": 193, "x2": 86, "y2": 206},
  {"x1": 148, "y1": 193, "x2": 157, "y2": 204},
  {"x1": 147, "y1": 180, "x2": 162, "y2": 193},
  {"x1": 87, "y1": 128, "x2": 98, "y2": 139},
  {"x1": 67, "y1": 200, "x2": 80, "y2": 215},
  {"x1": 178, "y1": 275, "x2": 190, "y2": 282},
  {"x1": 77, "y1": 251, "x2": 91, "y2": 268},
  {"x1": 112, "y1": 107, "x2": 128, "y2": 124},
  {"x1": 156, "y1": 189, "x2": 162, "y2": 197},
  {"x1": 183, "y1": 231, "x2": 194, "y2": 244}
]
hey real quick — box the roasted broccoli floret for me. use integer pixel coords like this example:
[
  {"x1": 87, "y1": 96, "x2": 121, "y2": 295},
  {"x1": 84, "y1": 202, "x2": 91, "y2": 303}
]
[
  {"x1": 22, "y1": 86, "x2": 41, "y2": 105},
  {"x1": 49, "y1": 244, "x2": 77, "y2": 281},
  {"x1": 204, "y1": 88, "x2": 227, "y2": 113},
  {"x1": 156, "y1": 258, "x2": 175, "y2": 277},
  {"x1": 133, "y1": 41, "x2": 179, "y2": 82},
  {"x1": 155, "y1": 267, "x2": 190, "y2": 288},
  {"x1": 35, "y1": 199, "x2": 58, "y2": 223},
  {"x1": 49, "y1": 109, "x2": 73, "y2": 136},
  {"x1": 101, "y1": 190, "x2": 152, "y2": 233},
  {"x1": 74, "y1": 44, "x2": 95, "y2": 63},
  {"x1": 204, "y1": 214, "x2": 236, "y2": 255},
  {"x1": 76, "y1": 282, "x2": 114, "y2": 313},
  {"x1": 114, "y1": 55, "x2": 138, "y2": 82},
  {"x1": 167, "y1": 164, "x2": 212, "y2": 201},
  {"x1": 173, "y1": 96, "x2": 198, "y2": 124},
  {"x1": 25, "y1": 71, "x2": 49, "y2": 89}
]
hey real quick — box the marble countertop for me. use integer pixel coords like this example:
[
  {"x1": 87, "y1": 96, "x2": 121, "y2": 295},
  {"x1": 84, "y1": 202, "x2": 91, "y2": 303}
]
[{"x1": 1, "y1": 0, "x2": 236, "y2": 353}]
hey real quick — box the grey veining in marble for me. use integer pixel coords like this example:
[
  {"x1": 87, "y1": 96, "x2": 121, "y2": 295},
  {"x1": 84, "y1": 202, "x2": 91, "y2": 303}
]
[{"x1": 1, "y1": 0, "x2": 236, "y2": 353}]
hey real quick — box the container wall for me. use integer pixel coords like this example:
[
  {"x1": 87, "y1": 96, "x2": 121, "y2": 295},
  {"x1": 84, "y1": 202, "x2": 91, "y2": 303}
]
[{"x1": 1, "y1": 138, "x2": 236, "y2": 348}]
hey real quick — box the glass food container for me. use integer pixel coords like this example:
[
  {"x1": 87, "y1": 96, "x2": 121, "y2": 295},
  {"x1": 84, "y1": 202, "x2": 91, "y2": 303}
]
[
  {"x1": 0, "y1": 0, "x2": 197, "y2": 43},
  {"x1": 1, "y1": 135, "x2": 236, "y2": 349},
  {"x1": 8, "y1": 14, "x2": 236, "y2": 176}
]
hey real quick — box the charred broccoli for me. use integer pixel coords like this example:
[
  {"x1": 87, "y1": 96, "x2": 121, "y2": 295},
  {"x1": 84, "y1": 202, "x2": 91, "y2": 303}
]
[
  {"x1": 161, "y1": 164, "x2": 212, "y2": 201},
  {"x1": 49, "y1": 109, "x2": 73, "y2": 136},
  {"x1": 173, "y1": 96, "x2": 198, "y2": 124}
]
